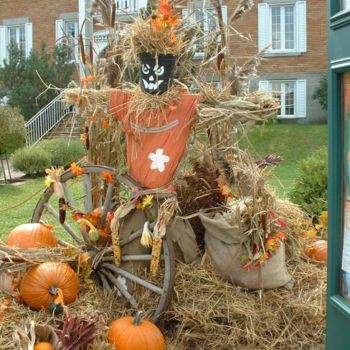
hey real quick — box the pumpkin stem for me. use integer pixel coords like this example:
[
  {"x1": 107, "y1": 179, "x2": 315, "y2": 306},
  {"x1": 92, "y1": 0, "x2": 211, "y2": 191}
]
[{"x1": 132, "y1": 311, "x2": 144, "y2": 326}]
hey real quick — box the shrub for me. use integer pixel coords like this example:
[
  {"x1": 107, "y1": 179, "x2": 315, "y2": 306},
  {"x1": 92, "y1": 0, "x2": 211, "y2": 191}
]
[
  {"x1": 0, "y1": 106, "x2": 26, "y2": 155},
  {"x1": 289, "y1": 147, "x2": 328, "y2": 218},
  {"x1": 312, "y1": 75, "x2": 327, "y2": 111},
  {"x1": 12, "y1": 146, "x2": 51, "y2": 176},
  {"x1": 40, "y1": 139, "x2": 85, "y2": 167},
  {"x1": 11, "y1": 139, "x2": 85, "y2": 175}
]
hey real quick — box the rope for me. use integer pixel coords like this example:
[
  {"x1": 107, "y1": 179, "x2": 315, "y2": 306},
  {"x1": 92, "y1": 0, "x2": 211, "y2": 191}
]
[{"x1": 0, "y1": 186, "x2": 45, "y2": 213}]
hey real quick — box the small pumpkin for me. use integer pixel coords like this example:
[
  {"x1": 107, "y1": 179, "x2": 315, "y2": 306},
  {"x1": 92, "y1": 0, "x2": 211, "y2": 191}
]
[
  {"x1": 108, "y1": 311, "x2": 165, "y2": 350},
  {"x1": 6, "y1": 223, "x2": 57, "y2": 248},
  {"x1": 34, "y1": 342, "x2": 53, "y2": 350},
  {"x1": 20, "y1": 262, "x2": 79, "y2": 313},
  {"x1": 305, "y1": 239, "x2": 328, "y2": 262}
]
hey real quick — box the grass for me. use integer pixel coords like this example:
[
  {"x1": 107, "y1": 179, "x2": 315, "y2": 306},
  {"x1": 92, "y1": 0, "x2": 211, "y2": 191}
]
[
  {"x1": 0, "y1": 123, "x2": 328, "y2": 239},
  {"x1": 239, "y1": 123, "x2": 328, "y2": 197}
]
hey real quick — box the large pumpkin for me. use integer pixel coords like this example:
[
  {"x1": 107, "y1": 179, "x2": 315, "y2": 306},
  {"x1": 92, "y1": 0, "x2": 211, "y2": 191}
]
[
  {"x1": 20, "y1": 262, "x2": 79, "y2": 312},
  {"x1": 6, "y1": 223, "x2": 57, "y2": 248},
  {"x1": 305, "y1": 239, "x2": 328, "y2": 262},
  {"x1": 108, "y1": 311, "x2": 165, "y2": 350}
]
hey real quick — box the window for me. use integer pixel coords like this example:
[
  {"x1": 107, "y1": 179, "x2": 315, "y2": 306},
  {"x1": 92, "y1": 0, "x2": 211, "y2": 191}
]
[
  {"x1": 0, "y1": 22, "x2": 33, "y2": 67},
  {"x1": 258, "y1": 1, "x2": 307, "y2": 55},
  {"x1": 183, "y1": 3, "x2": 227, "y2": 57},
  {"x1": 56, "y1": 18, "x2": 79, "y2": 62},
  {"x1": 8, "y1": 25, "x2": 26, "y2": 54},
  {"x1": 259, "y1": 80, "x2": 306, "y2": 118},
  {"x1": 343, "y1": 0, "x2": 350, "y2": 10}
]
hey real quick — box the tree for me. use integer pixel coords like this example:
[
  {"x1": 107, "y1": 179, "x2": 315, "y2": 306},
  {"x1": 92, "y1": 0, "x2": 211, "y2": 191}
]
[
  {"x1": 0, "y1": 43, "x2": 75, "y2": 120},
  {"x1": 312, "y1": 74, "x2": 328, "y2": 111}
]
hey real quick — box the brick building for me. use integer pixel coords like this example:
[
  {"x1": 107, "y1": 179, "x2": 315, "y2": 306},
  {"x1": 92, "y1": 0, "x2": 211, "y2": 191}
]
[{"x1": 0, "y1": 0, "x2": 327, "y2": 122}]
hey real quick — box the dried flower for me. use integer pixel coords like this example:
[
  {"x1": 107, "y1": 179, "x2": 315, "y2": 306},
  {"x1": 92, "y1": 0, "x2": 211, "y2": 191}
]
[
  {"x1": 70, "y1": 162, "x2": 84, "y2": 176},
  {"x1": 101, "y1": 171, "x2": 114, "y2": 183}
]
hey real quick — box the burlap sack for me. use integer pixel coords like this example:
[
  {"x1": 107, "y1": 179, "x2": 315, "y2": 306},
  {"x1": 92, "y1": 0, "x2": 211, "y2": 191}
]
[
  {"x1": 167, "y1": 216, "x2": 201, "y2": 263},
  {"x1": 199, "y1": 211, "x2": 293, "y2": 290}
]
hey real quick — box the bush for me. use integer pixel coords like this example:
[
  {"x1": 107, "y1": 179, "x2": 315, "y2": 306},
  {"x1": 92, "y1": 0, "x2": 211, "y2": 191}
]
[
  {"x1": 312, "y1": 75, "x2": 327, "y2": 111},
  {"x1": 289, "y1": 147, "x2": 328, "y2": 218},
  {"x1": 40, "y1": 139, "x2": 85, "y2": 167},
  {"x1": 0, "y1": 106, "x2": 26, "y2": 155},
  {"x1": 12, "y1": 146, "x2": 51, "y2": 176},
  {"x1": 11, "y1": 139, "x2": 85, "y2": 175}
]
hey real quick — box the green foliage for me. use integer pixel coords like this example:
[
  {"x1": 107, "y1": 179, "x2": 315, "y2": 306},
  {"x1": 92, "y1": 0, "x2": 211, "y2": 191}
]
[
  {"x1": 11, "y1": 139, "x2": 85, "y2": 175},
  {"x1": 289, "y1": 147, "x2": 328, "y2": 217},
  {"x1": 312, "y1": 75, "x2": 328, "y2": 111},
  {"x1": 0, "y1": 106, "x2": 26, "y2": 155},
  {"x1": 11, "y1": 146, "x2": 51, "y2": 176},
  {"x1": 39, "y1": 139, "x2": 85, "y2": 167},
  {"x1": 0, "y1": 43, "x2": 74, "y2": 120}
]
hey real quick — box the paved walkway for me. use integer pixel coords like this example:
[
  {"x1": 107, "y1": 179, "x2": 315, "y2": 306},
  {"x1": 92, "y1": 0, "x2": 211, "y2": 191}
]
[{"x1": 0, "y1": 158, "x2": 26, "y2": 183}]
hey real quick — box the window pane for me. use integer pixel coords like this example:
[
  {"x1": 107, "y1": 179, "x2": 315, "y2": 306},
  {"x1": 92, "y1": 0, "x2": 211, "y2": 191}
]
[
  {"x1": 9, "y1": 27, "x2": 17, "y2": 45},
  {"x1": 270, "y1": 82, "x2": 282, "y2": 115},
  {"x1": 285, "y1": 6, "x2": 294, "y2": 50},
  {"x1": 19, "y1": 27, "x2": 25, "y2": 53},
  {"x1": 285, "y1": 82, "x2": 295, "y2": 115},
  {"x1": 271, "y1": 7, "x2": 281, "y2": 50},
  {"x1": 342, "y1": 0, "x2": 350, "y2": 10}
]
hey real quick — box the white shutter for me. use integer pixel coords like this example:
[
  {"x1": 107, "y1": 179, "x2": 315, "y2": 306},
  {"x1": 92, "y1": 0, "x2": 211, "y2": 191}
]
[
  {"x1": 259, "y1": 80, "x2": 269, "y2": 91},
  {"x1": 138, "y1": 0, "x2": 147, "y2": 8},
  {"x1": 56, "y1": 19, "x2": 64, "y2": 44},
  {"x1": 296, "y1": 80, "x2": 306, "y2": 118},
  {"x1": 0, "y1": 26, "x2": 6, "y2": 67},
  {"x1": 221, "y1": 5, "x2": 228, "y2": 24},
  {"x1": 25, "y1": 22, "x2": 33, "y2": 57},
  {"x1": 258, "y1": 3, "x2": 270, "y2": 52},
  {"x1": 296, "y1": 1, "x2": 307, "y2": 53}
]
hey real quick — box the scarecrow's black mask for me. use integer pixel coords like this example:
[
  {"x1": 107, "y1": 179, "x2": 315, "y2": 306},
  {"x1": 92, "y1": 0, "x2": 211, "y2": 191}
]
[{"x1": 139, "y1": 53, "x2": 177, "y2": 95}]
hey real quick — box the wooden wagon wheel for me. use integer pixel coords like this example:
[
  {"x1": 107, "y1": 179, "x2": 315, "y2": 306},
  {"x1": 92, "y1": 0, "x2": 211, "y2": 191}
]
[{"x1": 31, "y1": 165, "x2": 175, "y2": 323}]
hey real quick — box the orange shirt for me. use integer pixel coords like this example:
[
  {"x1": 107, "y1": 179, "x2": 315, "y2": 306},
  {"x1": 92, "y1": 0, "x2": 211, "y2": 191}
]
[{"x1": 110, "y1": 90, "x2": 199, "y2": 189}]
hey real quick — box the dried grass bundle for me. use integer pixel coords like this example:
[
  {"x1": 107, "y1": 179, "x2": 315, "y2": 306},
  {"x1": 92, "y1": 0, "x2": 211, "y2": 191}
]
[
  {"x1": 0, "y1": 258, "x2": 326, "y2": 350},
  {"x1": 124, "y1": 18, "x2": 186, "y2": 64}
]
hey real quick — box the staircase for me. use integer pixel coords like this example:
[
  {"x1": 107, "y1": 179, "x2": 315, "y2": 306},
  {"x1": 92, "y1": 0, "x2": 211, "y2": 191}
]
[
  {"x1": 45, "y1": 113, "x2": 82, "y2": 140},
  {"x1": 24, "y1": 92, "x2": 77, "y2": 146}
]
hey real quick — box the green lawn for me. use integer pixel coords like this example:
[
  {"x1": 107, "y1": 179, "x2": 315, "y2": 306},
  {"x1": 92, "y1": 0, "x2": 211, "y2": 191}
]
[
  {"x1": 0, "y1": 123, "x2": 328, "y2": 239},
  {"x1": 239, "y1": 123, "x2": 328, "y2": 197}
]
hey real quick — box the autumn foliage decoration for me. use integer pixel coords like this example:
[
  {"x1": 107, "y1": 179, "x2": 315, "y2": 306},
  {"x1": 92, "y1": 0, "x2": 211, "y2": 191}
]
[
  {"x1": 20, "y1": 262, "x2": 79, "y2": 313},
  {"x1": 6, "y1": 223, "x2": 57, "y2": 249}
]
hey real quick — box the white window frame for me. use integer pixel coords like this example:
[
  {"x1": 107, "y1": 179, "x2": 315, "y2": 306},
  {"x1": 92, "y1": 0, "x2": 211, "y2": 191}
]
[
  {"x1": 56, "y1": 18, "x2": 79, "y2": 64},
  {"x1": 343, "y1": 0, "x2": 350, "y2": 10},
  {"x1": 269, "y1": 5, "x2": 296, "y2": 53},
  {"x1": 258, "y1": 1, "x2": 307, "y2": 55},
  {"x1": 0, "y1": 21, "x2": 32, "y2": 66},
  {"x1": 269, "y1": 80, "x2": 296, "y2": 118},
  {"x1": 183, "y1": 3, "x2": 227, "y2": 59},
  {"x1": 259, "y1": 79, "x2": 306, "y2": 119}
]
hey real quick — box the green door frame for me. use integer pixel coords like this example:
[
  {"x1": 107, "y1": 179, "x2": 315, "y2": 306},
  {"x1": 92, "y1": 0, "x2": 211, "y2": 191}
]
[{"x1": 327, "y1": 1, "x2": 350, "y2": 348}]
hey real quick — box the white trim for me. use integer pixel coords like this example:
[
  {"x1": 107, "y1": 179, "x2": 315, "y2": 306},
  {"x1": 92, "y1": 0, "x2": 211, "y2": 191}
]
[
  {"x1": 25, "y1": 22, "x2": 33, "y2": 58},
  {"x1": 0, "y1": 26, "x2": 6, "y2": 67}
]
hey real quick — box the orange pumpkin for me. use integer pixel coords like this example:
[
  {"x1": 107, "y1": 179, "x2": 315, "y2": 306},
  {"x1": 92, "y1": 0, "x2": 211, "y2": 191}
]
[
  {"x1": 34, "y1": 342, "x2": 53, "y2": 350},
  {"x1": 108, "y1": 311, "x2": 165, "y2": 350},
  {"x1": 6, "y1": 223, "x2": 57, "y2": 248},
  {"x1": 20, "y1": 262, "x2": 79, "y2": 312},
  {"x1": 305, "y1": 239, "x2": 328, "y2": 262}
]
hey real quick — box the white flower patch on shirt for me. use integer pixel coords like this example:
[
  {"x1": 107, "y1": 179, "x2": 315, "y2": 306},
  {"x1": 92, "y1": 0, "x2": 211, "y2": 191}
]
[{"x1": 148, "y1": 148, "x2": 170, "y2": 173}]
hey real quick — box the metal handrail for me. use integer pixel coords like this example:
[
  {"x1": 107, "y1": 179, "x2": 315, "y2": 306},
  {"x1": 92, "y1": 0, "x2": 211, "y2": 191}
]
[
  {"x1": 24, "y1": 92, "x2": 74, "y2": 146},
  {"x1": 116, "y1": 0, "x2": 147, "y2": 12}
]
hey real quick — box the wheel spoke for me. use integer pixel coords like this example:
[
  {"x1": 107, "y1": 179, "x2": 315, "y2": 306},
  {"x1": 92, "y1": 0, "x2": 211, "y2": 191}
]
[
  {"x1": 44, "y1": 203, "x2": 83, "y2": 244},
  {"x1": 62, "y1": 183, "x2": 76, "y2": 208},
  {"x1": 102, "y1": 263, "x2": 163, "y2": 295},
  {"x1": 101, "y1": 182, "x2": 114, "y2": 223},
  {"x1": 100, "y1": 268, "x2": 138, "y2": 308},
  {"x1": 98, "y1": 272, "x2": 112, "y2": 292},
  {"x1": 83, "y1": 173, "x2": 93, "y2": 212},
  {"x1": 102, "y1": 254, "x2": 165, "y2": 262}
]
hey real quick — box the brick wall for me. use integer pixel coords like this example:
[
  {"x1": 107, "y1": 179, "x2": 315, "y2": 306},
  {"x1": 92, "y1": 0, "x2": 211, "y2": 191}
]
[
  {"x1": 229, "y1": 0, "x2": 328, "y2": 73},
  {"x1": 0, "y1": 0, "x2": 78, "y2": 54}
]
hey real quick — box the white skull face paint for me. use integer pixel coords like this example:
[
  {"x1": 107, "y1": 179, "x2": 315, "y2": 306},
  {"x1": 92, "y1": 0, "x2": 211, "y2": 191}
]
[{"x1": 142, "y1": 65, "x2": 165, "y2": 91}]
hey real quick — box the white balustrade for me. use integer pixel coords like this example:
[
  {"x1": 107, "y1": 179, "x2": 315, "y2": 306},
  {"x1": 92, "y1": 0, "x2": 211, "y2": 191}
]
[{"x1": 24, "y1": 92, "x2": 75, "y2": 146}]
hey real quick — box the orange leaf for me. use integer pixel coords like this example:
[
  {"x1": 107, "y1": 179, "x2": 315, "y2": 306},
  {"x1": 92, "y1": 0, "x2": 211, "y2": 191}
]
[
  {"x1": 102, "y1": 118, "x2": 110, "y2": 129},
  {"x1": 101, "y1": 172, "x2": 114, "y2": 183},
  {"x1": 70, "y1": 162, "x2": 84, "y2": 176}
]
